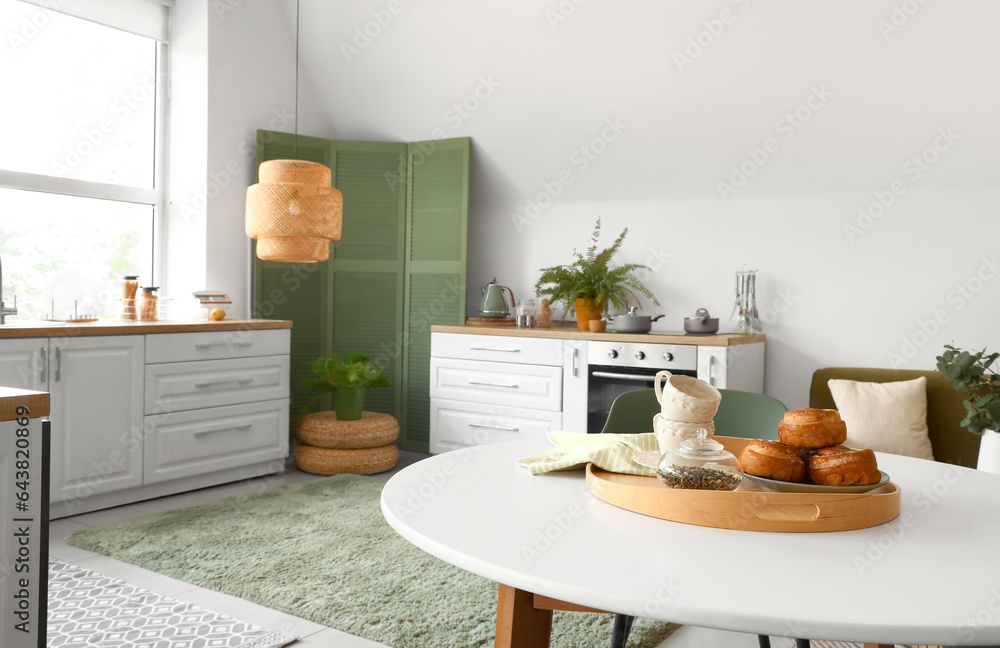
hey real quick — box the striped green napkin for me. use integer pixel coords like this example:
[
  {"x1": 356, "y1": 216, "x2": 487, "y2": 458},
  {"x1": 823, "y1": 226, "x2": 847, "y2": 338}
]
[{"x1": 517, "y1": 431, "x2": 660, "y2": 476}]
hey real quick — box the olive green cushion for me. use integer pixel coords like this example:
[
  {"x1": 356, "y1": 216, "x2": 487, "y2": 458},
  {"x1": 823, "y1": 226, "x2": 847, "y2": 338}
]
[{"x1": 810, "y1": 367, "x2": 980, "y2": 467}]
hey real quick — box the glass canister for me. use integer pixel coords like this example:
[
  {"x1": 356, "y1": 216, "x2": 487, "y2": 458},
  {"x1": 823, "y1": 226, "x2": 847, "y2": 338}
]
[
  {"x1": 657, "y1": 429, "x2": 743, "y2": 491},
  {"x1": 120, "y1": 275, "x2": 139, "y2": 320},
  {"x1": 515, "y1": 298, "x2": 537, "y2": 328},
  {"x1": 139, "y1": 286, "x2": 159, "y2": 321}
]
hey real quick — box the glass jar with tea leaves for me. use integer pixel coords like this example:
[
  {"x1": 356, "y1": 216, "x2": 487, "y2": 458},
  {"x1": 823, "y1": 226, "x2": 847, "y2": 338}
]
[{"x1": 657, "y1": 429, "x2": 743, "y2": 491}]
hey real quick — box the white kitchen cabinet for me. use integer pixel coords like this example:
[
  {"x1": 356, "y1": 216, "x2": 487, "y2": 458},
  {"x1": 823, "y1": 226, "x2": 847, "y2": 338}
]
[
  {"x1": 429, "y1": 333, "x2": 569, "y2": 453},
  {"x1": 50, "y1": 336, "x2": 145, "y2": 508},
  {"x1": 0, "y1": 323, "x2": 291, "y2": 518},
  {"x1": 429, "y1": 328, "x2": 765, "y2": 453},
  {"x1": 0, "y1": 335, "x2": 144, "y2": 509},
  {"x1": 142, "y1": 328, "x2": 289, "y2": 493}
]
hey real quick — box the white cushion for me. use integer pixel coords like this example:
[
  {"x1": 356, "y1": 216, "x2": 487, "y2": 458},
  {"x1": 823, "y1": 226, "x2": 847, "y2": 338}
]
[{"x1": 827, "y1": 377, "x2": 934, "y2": 461}]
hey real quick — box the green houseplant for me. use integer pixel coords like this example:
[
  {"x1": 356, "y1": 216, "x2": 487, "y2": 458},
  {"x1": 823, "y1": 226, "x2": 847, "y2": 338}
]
[
  {"x1": 306, "y1": 352, "x2": 392, "y2": 421},
  {"x1": 935, "y1": 345, "x2": 1000, "y2": 434},
  {"x1": 533, "y1": 217, "x2": 658, "y2": 330}
]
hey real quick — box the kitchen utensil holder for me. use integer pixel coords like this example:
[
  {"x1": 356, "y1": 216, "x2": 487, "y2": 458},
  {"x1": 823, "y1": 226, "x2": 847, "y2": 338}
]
[{"x1": 733, "y1": 269, "x2": 762, "y2": 334}]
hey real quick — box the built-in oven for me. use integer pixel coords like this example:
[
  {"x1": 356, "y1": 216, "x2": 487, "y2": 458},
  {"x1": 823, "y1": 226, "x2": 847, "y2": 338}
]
[{"x1": 587, "y1": 340, "x2": 699, "y2": 434}]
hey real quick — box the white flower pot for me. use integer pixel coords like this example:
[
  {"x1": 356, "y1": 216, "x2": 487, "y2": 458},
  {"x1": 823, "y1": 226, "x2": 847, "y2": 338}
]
[{"x1": 977, "y1": 429, "x2": 1000, "y2": 474}]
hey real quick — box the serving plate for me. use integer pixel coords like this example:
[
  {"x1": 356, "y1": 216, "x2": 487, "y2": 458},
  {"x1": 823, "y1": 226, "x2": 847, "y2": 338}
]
[{"x1": 743, "y1": 471, "x2": 891, "y2": 494}]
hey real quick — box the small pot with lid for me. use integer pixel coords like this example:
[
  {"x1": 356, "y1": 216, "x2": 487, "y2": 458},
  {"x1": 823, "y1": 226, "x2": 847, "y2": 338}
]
[
  {"x1": 683, "y1": 308, "x2": 720, "y2": 334},
  {"x1": 607, "y1": 306, "x2": 665, "y2": 334}
]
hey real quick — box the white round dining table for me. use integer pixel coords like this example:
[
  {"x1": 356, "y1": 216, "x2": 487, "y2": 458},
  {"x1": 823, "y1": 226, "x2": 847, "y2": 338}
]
[{"x1": 380, "y1": 438, "x2": 1000, "y2": 646}]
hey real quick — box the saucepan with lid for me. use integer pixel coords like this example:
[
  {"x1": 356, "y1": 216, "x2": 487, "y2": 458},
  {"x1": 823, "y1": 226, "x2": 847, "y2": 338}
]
[
  {"x1": 607, "y1": 306, "x2": 665, "y2": 334},
  {"x1": 683, "y1": 308, "x2": 720, "y2": 334}
]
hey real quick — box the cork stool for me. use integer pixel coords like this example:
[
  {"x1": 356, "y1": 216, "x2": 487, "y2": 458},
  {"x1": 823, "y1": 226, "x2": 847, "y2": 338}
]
[{"x1": 294, "y1": 411, "x2": 399, "y2": 475}]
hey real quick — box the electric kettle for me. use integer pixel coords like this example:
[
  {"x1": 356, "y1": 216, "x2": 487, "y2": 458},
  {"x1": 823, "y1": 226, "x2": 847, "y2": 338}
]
[{"x1": 479, "y1": 278, "x2": 515, "y2": 318}]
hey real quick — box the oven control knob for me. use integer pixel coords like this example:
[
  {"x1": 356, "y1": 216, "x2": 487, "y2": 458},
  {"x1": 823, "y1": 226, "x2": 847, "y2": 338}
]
[
  {"x1": 662, "y1": 352, "x2": 674, "y2": 362},
  {"x1": 608, "y1": 349, "x2": 619, "y2": 359},
  {"x1": 635, "y1": 351, "x2": 646, "y2": 360}
]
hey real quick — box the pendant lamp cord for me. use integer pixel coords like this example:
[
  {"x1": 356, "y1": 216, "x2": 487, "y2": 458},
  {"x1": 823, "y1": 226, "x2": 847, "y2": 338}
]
[{"x1": 293, "y1": 0, "x2": 300, "y2": 159}]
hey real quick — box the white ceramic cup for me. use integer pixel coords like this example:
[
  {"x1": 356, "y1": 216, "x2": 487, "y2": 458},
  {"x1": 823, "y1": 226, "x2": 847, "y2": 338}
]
[
  {"x1": 653, "y1": 370, "x2": 722, "y2": 423},
  {"x1": 653, "y1": 414, "x2": 715, "y2": 455}
]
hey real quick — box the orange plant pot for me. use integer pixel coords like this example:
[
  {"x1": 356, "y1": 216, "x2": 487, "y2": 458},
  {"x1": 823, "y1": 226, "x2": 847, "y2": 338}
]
[{"x1": 574, "y1": 298, "x2": 604, "y2": 331}]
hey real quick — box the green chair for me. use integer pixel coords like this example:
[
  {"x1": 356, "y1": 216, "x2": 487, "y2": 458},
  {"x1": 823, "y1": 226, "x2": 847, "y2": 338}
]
[
  {"x1": 600, "y1": 387, "x2": 788, "y2": 648},
  {"x1": 600, "y1": 388, "x2": 786, "y2": 439}
]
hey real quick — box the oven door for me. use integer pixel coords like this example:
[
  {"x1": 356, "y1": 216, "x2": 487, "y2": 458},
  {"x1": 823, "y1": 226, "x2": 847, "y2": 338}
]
[{"x1": 587, "y1": 364, "x2": 697, "y2": 434}]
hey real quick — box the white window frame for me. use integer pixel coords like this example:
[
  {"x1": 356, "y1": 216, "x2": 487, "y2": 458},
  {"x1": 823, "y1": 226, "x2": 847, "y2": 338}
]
[{"x1": 0, "y1": 0, "x2": 171, "y2": 282}]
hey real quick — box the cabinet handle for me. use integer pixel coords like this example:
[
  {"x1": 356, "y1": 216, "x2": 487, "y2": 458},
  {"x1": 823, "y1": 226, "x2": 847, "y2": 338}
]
[
  {"x1": 194, "y1": 424, "x2": 252, "y2": 438},
  {"x1": 590, "y1": 371, "x2": 654, "y2": 383},
  {"x1": 468, "y1": 345, "x2": 520, "y2": 353},
  {"x1": 466, "y1": 379, "x2": 518, "y2": 389},
  {"x1": 708, "y1": 355, "x2": 716, "y2": 386},
  {"x1": 194, "y1": 341, "x2": 253, "y2": 349},
  {"x1": 195, "y1": 377, "x2": 254, "y2": 389},
  {"x1": 39, "y1": 347, "x2": 47, "y2": 384},
  {"x1": 54, "y1": 347, "x2": 61, "y2": 382},
  {"x1": 573, "y1": 347, "x2": 579, "y2": 377},
  {"x1": 466, "y1": 422, "x2": 519, "y2": 432}
]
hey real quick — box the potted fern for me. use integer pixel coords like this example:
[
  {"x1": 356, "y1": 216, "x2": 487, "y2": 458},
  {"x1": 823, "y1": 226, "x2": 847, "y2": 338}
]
[
  {"x1": 534, "y1": 217, "x2": 659, "y2": 330},
  {"x1": 936, "y1": 344, "x2": 1000, "y2": 472},
  {"x1": 305, "y1": 352, "x2": 392, "y2": 421}
]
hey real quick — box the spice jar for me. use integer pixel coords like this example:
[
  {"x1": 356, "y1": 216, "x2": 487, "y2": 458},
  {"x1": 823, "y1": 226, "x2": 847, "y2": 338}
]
[
  {"x1": 121, "y1": 275, "x2": 139, "y2": 320},
  {"x1": 657, "y1": 429, "x2": 743, "y2": 491},
  {"x1": 139, "y1": 286, "x2": 159, "y2": 321}
]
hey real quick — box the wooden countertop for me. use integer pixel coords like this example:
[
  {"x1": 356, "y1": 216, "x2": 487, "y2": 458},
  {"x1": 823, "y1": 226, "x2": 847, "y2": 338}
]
[
  {"x1": 0, "y1": 318, "x2": 292, "y2": 339},
  {"x1": 431, "y1": 324, "x2": 764, "y2": 346},
  {"x1": 0, "y1": 387, "x2": 49, "y2": 421}
]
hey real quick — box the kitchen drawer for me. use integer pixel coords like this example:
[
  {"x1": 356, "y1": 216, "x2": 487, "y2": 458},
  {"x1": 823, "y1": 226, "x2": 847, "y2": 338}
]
[
  {"x1": 429, "y1": 357, "x2": 562, "y2": 411},
  {"x1": 145, "y1": 329, "x2": 290, "y2": 364},
  {"x1": 145, "y1": 356, "x2": 289, "y2": 414},
  {"x1": 144, "y1": 399, "x2": 288, "y2": 484},
  {"x1": 430, "y1": 398, "x2": 561, "y2": 454},
  {"x1": 431, "y1": 332, "x2": 564, "y2": 367}
]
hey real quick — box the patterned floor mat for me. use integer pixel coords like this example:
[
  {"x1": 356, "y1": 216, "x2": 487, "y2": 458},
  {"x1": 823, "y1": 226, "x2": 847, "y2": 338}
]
[{"x1": 48, "y1": 560, "x2": 296, "y2": 648}]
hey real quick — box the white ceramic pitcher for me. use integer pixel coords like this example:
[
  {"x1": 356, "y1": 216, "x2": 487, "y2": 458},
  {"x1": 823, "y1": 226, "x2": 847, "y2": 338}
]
[{"x1": 652, "y1": 370, "x2": 722, "y2": 423}]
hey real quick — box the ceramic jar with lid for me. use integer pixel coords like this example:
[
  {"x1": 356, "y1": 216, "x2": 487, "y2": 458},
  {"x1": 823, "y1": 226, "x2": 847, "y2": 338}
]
[{"x1": 657, "y1": 429, "x2": 743, "y2": 491}]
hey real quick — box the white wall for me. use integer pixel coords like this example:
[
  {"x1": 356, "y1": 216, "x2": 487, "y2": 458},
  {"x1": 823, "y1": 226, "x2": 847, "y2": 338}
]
[
  {"x1": 280, "y1": 0, "x2": 1000, "y2": 409},
  {"x1": 165, "y1": 0, "x2": 296, "y2": 317},
  {"x1": 190, "y1": 0, "x2": 1000, "y2": 410}
]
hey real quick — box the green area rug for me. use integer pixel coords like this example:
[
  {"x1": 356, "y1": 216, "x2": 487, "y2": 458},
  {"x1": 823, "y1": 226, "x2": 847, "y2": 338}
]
[{"x1": 68, "y1": 474, "x2": 678, "y2": 648}]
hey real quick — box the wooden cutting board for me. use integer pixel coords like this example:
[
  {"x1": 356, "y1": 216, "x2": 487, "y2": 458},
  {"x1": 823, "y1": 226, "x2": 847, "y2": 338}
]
[{"x1": 466, "y1": 317, "x2": 516, "y2": 327}]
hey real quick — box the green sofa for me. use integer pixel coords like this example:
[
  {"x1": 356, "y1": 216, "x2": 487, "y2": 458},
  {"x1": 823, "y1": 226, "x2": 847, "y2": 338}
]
[{"x1": 809, "y1": 367, "x2": 980, "y2": 468}]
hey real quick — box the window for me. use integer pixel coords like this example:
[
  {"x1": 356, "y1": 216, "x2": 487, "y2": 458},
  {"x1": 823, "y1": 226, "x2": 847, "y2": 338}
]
[{"x1": 0, "y1": 0, "x2": 169, "y2": 320}]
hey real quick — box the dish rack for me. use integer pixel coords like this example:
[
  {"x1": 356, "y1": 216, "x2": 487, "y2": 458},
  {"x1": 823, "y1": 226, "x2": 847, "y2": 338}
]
[{"x1": 120, "y1": 297, "x2": 174, "y2": 321}]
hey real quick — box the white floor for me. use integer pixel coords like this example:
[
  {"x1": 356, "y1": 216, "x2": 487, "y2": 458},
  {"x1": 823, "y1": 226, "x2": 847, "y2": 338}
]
[{"x1": 49, "y1": 452, "x2": 871, "y2": 648}]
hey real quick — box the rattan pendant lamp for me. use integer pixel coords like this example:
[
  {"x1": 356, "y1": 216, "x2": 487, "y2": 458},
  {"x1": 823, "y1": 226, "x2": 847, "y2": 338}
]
[{"x1": 245, "y1": 0, "x2": 342, "y2": 263}]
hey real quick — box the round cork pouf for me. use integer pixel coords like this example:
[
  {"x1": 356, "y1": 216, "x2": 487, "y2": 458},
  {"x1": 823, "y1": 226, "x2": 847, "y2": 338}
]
[
  {"x1": 295, "y1": 443, "x2": 399, "y2": 476},
  {"x1": 295, "y1": 411, "x2": 400, "y2": 475},
  {"x1": 298, "y1": 411, "x2": 399, "y2": 449}
]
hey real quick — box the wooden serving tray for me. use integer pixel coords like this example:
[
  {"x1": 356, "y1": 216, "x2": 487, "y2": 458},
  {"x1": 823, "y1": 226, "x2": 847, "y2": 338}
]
[{"x1": 585, "y1": 436, "x2": 901, "y2": 533}]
